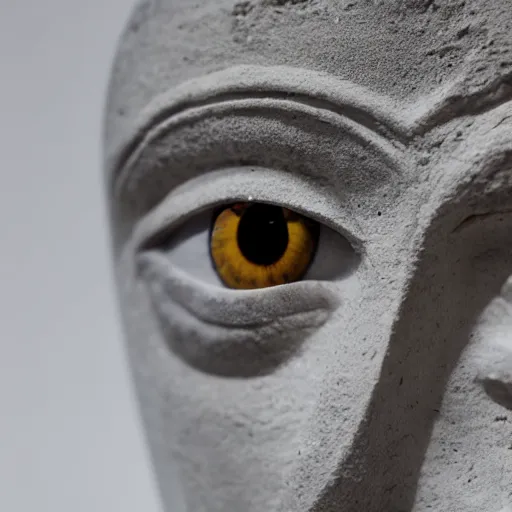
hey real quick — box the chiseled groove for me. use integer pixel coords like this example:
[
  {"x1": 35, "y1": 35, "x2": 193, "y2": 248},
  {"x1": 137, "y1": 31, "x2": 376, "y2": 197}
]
[
  {"x1": 414, "y1": 71, "x2": 512, "y2": 135},
  {"x1": 111, "y1": 89, "x2": 410, "y2": 189},
  {"x1": 453, "y1": 209, "x2": 512, "y2": 233}
]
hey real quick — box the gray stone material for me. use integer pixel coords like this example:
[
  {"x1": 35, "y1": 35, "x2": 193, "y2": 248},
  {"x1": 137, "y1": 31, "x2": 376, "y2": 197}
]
[{"x1": 104, "y1": 1, "x2": 512, "y2": 510}]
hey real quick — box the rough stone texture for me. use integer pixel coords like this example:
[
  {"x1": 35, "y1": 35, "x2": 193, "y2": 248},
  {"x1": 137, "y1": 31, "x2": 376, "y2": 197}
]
[{"x1": 104, "y1": 1, "x2": 512, "y2": 511}]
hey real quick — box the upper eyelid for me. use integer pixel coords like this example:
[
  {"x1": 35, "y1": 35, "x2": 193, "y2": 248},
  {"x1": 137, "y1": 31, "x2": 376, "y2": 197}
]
[
  {"x1": 111, "y1": 102, "x2": 409, "y2": 242},
  {"x1": 112, "y1": 69, "x2": 412, "y2": 249},
  {"x1": 114, "y1": 98, "x2": 405, "y2": 195},
  {"x1": 132, "y1": 167, "x2": 366, "y2": 255},
  {"x1": 113, "y1": 98, "x2": 406, "y2": 208}
]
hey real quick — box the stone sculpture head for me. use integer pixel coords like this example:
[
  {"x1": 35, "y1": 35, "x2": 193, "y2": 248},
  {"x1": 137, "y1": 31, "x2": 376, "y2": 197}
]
[{"x1": 103, "y1": 1, "x2": 512, "y2": 510}]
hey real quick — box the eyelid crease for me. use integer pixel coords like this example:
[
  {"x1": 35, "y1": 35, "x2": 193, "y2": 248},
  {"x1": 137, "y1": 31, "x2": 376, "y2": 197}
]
[{"x1": 107, "y1": 64, "x2": 410, "y2": 191}]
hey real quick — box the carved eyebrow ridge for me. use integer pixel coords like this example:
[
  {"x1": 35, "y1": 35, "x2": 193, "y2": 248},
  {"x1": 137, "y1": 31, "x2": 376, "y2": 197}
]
[{"x1": 108, "y1": 65, "x2": 410, "y2": 189}]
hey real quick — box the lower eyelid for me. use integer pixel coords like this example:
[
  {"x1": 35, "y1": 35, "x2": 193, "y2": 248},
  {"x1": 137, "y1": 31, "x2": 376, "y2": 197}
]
[
  {"x1": 137, "y1": 251, "x2": 340, "y2": 327},
  {"x1": 136, "y1": 250, "x2": 341, "y2": 377},
  {"x1": 151, "y1": 295, "x2": 331, "y2": 377}
]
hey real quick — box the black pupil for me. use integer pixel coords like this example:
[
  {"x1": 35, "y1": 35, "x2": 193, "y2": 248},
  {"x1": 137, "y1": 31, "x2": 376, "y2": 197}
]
[{"x1": 237, "y1": 204, "x2": 289, "y2": 266}]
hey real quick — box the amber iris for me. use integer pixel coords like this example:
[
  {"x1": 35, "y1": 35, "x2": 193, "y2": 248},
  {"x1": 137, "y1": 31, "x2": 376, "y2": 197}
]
[{"x1": 210, "y1": 202, "x2": 319, "y2": 289}]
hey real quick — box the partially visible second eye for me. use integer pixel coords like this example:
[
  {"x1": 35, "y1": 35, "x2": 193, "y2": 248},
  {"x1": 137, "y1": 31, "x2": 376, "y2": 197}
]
[{"x1": 210, "y1": 203, "x2": 319, "y2": 289}]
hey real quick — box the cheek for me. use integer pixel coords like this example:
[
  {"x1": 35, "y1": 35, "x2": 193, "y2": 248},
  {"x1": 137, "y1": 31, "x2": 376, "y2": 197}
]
[
  {"x1": 137, "y1": 315, "x2": 396, "y2": 512},
  {"x1": 116, "y1": 239, "x2": 408, "y2": 511}
]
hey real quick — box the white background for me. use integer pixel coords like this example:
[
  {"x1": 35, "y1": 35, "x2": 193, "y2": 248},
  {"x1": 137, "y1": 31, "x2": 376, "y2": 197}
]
[{"x1": 0, "y1": 2, "x2": 162, "y2": 511}]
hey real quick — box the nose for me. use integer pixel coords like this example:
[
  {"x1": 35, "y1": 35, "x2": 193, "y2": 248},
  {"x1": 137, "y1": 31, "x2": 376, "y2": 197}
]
[{"x1": 311, "y1": 207, "x2": 512, "y2": 512}]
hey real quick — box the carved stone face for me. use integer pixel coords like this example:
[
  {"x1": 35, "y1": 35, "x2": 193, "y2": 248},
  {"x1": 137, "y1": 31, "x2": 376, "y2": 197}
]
[{"x1": 104, "y1": 1, "x2": 512, "y2": 511}]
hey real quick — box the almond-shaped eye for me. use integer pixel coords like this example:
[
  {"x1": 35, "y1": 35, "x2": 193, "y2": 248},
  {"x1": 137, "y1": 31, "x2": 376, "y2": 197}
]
[
  {"x1": 210, "y1": 202, "x2": 319, "y2": 289},
  {"x1": 160, "y1": 202, "x2": 358, "y2": 289}
]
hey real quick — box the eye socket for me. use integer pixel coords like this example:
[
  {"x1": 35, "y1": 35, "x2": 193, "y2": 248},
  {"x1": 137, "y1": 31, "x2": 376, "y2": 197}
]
[{"x1": 210, "y1": 202, "x2": 320, "y2": 289}]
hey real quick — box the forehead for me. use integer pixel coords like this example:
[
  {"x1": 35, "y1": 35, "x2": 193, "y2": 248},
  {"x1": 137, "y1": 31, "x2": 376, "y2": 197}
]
[{"x1": 104, "y1": 0, "x2": 511, "y2": 160}]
